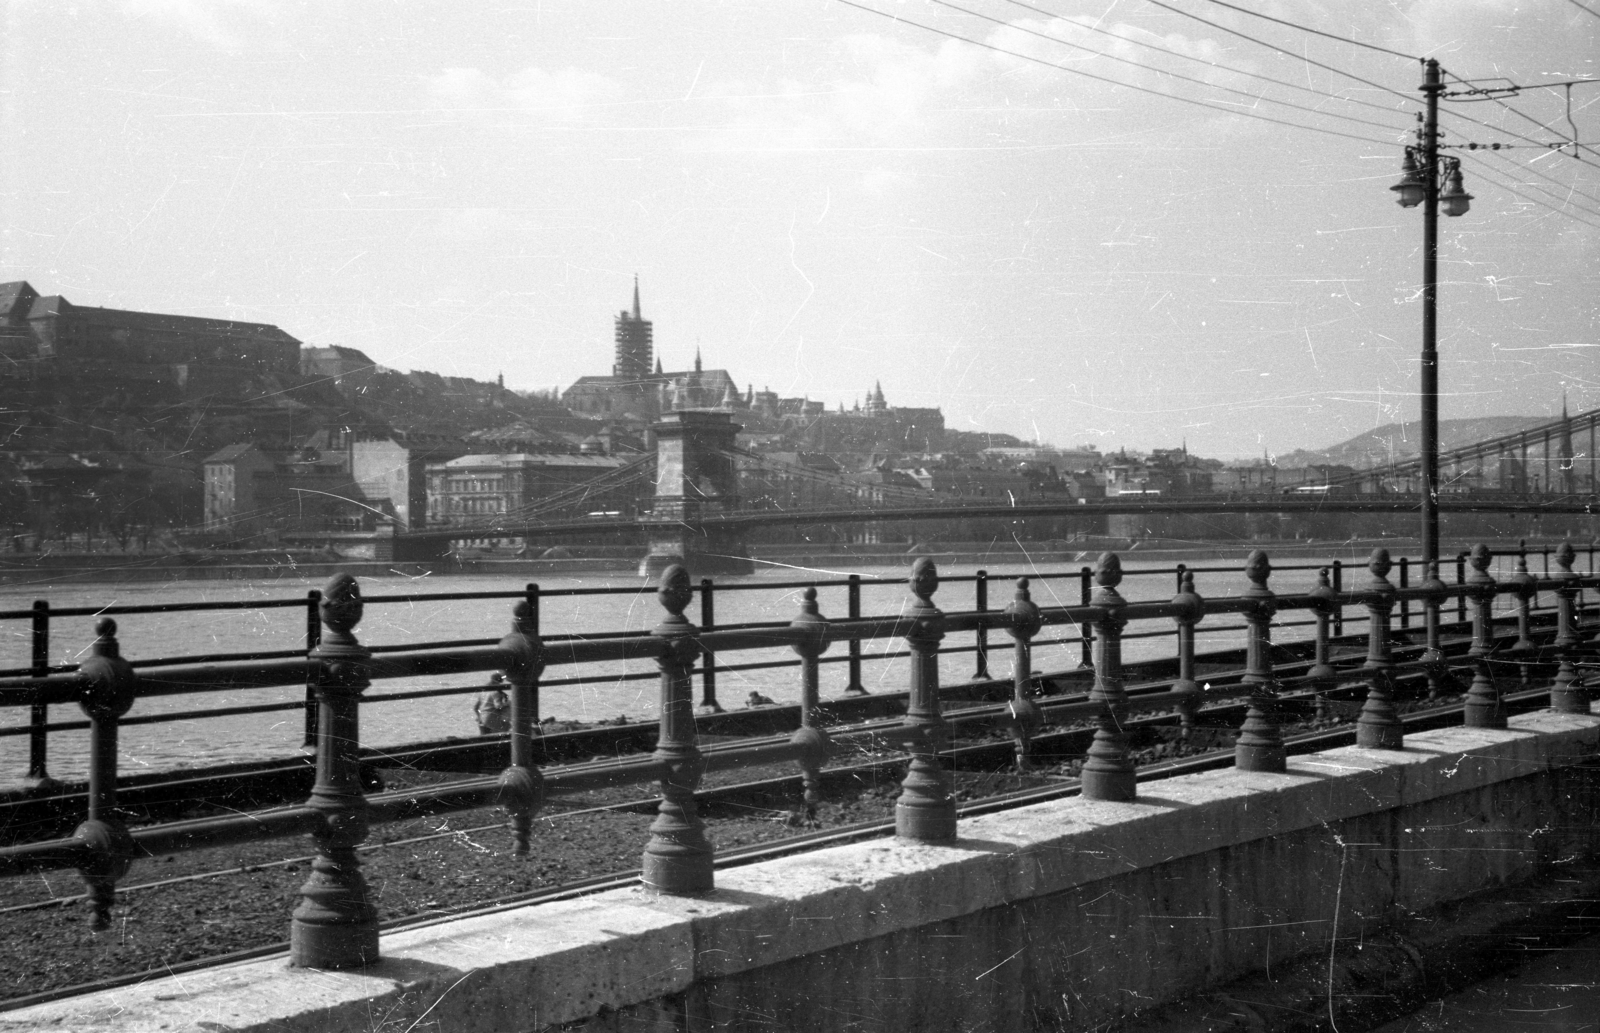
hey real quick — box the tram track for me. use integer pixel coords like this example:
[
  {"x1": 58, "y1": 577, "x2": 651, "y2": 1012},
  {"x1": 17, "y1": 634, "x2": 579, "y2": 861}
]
[{"x1": 0, "y1": 640, "x2": 1544, "y2": 916}]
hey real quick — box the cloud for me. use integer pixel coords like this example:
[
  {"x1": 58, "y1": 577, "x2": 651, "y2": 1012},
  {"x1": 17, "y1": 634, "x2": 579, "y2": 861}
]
[
  {"x1": 119, "y1": 0, "x2": 279, "y2": 51},
  {"x1": 427, "y1": 65, "x2": 623, "y2": 122}
]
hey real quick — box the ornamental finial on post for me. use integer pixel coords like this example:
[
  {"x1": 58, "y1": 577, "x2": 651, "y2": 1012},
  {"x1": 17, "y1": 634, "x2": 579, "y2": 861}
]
[
  {"x1": 909, "y1": 556, "x2": 939, "y2": 610},
  {"x1": 1094, "y1": 552, "x2": 1123, "y2": 594},
  {"x1": 1468, "y1": 543, "x2": 1493, "y2": 583},
  {"x1": 319, "y1": 573, "x2": 363, "y2": 646},
  {"x1": 78, "y1": 618, "x2": 137, "y2": 722}
]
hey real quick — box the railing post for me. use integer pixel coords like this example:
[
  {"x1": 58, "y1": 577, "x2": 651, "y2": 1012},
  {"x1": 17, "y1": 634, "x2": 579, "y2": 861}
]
[
  {"x1": 1456, "y1": 551, "x2": 1469, "y2": 627},
  {"x1": 843, "y1": 574, "x2": 867, "y2": 695},
  {"x1": 497, "y1": 587, "x2": 546, "y2": 854},
  {"x1": 1511, "y1": 553, "x2": 1537, "y2": 653},
  {"x1": 1362, "y1": 548, "x2": 1396, "y2": 673},
  {"x1": 290, "y1": 574, "x2": 379, "y2": 970},
  {"x1": 641, "y1": 565, "x2": 713, "y2": 893},
  {"x1": 973, "y1": 569, "x2": 991, "y2": 681},
  {"x1": 1307, "y1": 568, "x2": 1338, "y2": 717},
  {"x1": 1235, "y1": 550, "x2": 1285, "y2": 773},
  {"x1": 1004, "y1": 578, "x2": 1042, "y2": 771},
  {"x1": 1464, "y1": 657, "x2": 1506, "y2": 729},
  {"x1": 896, "y1": 557, "x2": 956, "y2": 842},
  {"x1": 1421, "y1": 561, "x2": 1455, "y2": 699},
  {"x1": 302, "y1": 589, "x2": 321, "y2": 751},
  {"x1": 1081, "y1": 553, "x2": 1135, "y2": 801},
  {"x1": 1357, "y1": 549, "x2": 1402, "y2": 750},
  {"x1": 1331, "y1": 560, "x2": 1344, "y2": 637},
  {"x1": 1397, "y1": 555, "x2": 1411, "y2": 638},
  {"x1": 789, "y1": 586, "x2": 832, "y2": 815},
  {"x1": 1467, "y1": 544, "x2": 1497, "y2": 658},
  {"x1": 27, "y1": 600, "x2": 53, "y2": 787},
  {"x1": 1170, "y1": 570, "x2": 1204, "y2": 738},
  {"x1": 1078, "y1": 565, "x2": 1094, "y2": 669},
  {"x1": 74, "y1": 618, "x2": 138, "y2": 930},
  {"x1": 699, "y1": 577, "x2": 722, "y2": 713},
  {"x1": 1463, "y1": 545, "x2": 1506, "y2": 729},
  {"x1": 1550, "y1": 542, "x2": 1589, "y2": 714}
]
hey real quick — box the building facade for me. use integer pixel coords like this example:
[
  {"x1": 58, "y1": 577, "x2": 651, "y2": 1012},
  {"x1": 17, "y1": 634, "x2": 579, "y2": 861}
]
[
  {"x1": 202, "y1": 444, "x2": 359, "y2": 536},
  {"x1": 424, "y1": 453, "x2": 639, "y2": 537},
  {"x1": 1, "y1": 281, "x2": 300, "y2": 373}
]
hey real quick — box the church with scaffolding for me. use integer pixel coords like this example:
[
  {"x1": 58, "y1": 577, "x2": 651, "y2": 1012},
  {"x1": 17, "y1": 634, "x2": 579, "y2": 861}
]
[
  {"x1": 561, "y1": 280, "x2": 744, "y2": 419},
  {"x1": 558, "y1": 280, "x2": 944, "y2": 452}
]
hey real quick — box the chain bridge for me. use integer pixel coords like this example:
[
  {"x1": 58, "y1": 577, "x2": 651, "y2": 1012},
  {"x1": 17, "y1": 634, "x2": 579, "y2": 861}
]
[{"x1": 389, "y1": 410, "x2": 1600, "y2": 572}]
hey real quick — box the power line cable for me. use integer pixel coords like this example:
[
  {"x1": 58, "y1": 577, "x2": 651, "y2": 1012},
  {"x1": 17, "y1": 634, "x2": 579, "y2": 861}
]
[
  {"x1": 830, "y1": 0, "x2": 1401, "y2": 146},
  {"x1": 1190, "y1": 0, "x2": 1418, "y2": 60},
  {"x1": 927, "y1": 0, "x2": 1409, "y2": 135},
  {"x1": 1568, "y1": 0, "x2": 1600, "y2": 24},
  {"x1": 1468, "y1": 152, "x2": 1600, "y2": 222},
  {"x1": 1468, "y1": 144, "x2": 1600, "y2": 210},
  {"x1": 990, "y1": 0, "x2": 1410, "y2": 117},
  {"x1": 1456, "y1": 152, "x2": 1600, "y2": 230},
  {"x1": 1137, "y1": 0, "x2": 1418, "y2": 106},
  {"x1": 1440, "y1": 68, "x2": 1600, "y2": 161}
]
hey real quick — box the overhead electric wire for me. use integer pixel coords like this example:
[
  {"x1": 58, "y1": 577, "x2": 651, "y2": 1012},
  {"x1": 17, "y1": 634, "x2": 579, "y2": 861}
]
[
  {"x1": 1455, "y1": 152, "x2": 1600, "y2": 231},
  {"x1": 926, "y1": 0, "x2": 1410, "y2": 136},
  {"x1": 1440, "y1": 68, "x2": 1600, "y2": 162},
  {"x1": 1461, "y1": 152, "x2": 1600, "y2": 227},
  {"x1": 1470, "y1": 145, "x2": 1600, "y2": 211},
  {"x1": 1468, "y1": 152, "x2": 1600, "y2": 222},
  {"x1": 831, "y1": 0, "x2": 1401, "y2": 146},
  {"x1": 995, "y1": 0, "x2": 1408, "y2": 117},
  {"x1": 1191, "y1": 0, "x2": 1417, "y2": 60},
  {"x1": 1137, "y1": 0, "x2": 1418, "y2": 106},
  {"x1": 1568, "y1": 0, "x2": 1600, "y2": 24}
]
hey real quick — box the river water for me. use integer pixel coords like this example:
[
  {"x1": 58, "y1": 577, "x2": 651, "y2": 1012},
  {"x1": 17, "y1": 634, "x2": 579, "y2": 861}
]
[{"x1": 0, "y1": 551, "x2": 1515, "y2": 783}]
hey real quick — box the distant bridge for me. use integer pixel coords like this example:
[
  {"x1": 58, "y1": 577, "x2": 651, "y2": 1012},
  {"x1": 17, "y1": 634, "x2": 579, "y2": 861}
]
[
  {"x1": 1328, "y1": 403, "x2": 1600, "y2": 492},
  {"x1": 398, "y1": 491, "x2": 1600, "y2": 546},
  {"x1": 387, "y1": 410, "x2": 1600, "y2": 573}
]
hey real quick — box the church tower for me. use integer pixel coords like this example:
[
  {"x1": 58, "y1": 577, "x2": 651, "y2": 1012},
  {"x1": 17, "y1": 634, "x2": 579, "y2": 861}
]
[{"x1": 612, "y1": 276, "x2": 653, "y2": 384}]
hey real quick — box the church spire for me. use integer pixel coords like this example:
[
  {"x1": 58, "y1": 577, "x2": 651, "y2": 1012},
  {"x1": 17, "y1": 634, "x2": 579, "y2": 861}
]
[
  {"x1": 632, "y1": 275, "x2": 641, "y2": 320},
  {"x1": 694, "y1": 346, "x2": 702, "y2": 373}
]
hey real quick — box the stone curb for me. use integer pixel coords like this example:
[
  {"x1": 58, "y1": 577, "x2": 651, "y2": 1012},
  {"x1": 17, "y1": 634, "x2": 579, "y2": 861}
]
[
  {"x1": 1107, "y1": 851, "x2": 1600, "y2": 1033},
  {"x1": 5, "y1": 712, "x2": 1597, "y2": 1032}
]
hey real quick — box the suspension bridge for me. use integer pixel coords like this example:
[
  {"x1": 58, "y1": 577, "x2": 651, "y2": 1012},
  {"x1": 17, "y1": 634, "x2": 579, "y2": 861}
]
[{"x1": 385, "y1": 411, "x2": 1599, "y2": 571}]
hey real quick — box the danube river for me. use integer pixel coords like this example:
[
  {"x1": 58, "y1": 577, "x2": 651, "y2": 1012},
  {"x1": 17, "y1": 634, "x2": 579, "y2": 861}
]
[{"x1": 0, "y1": 552, "x2": 1480, "y2": 782}]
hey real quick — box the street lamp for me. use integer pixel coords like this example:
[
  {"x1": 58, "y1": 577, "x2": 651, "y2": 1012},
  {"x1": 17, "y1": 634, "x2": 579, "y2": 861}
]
[{"x1": 1389, "y1": 57, "x2": 1472, "y2": 578}]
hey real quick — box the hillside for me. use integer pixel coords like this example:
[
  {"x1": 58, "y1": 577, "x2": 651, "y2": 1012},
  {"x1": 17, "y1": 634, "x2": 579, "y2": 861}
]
[{"x1": 1278, "y1": 415, "x2": 1551, "y2": 470}]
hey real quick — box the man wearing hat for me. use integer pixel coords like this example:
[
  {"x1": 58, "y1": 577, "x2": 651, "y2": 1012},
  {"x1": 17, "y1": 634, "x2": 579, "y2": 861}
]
[{"x1": 474, "y1": 673, "x2": 511, "y2": 735}]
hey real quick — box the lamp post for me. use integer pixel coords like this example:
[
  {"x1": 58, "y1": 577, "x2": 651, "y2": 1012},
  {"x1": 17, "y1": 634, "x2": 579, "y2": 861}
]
[{"x1": 1391, "y1": 58, "x2": 1473, "y2": 575}]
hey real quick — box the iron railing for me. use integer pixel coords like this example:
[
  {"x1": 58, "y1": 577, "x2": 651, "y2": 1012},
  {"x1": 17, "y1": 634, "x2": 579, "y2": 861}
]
[
  {"x1": 1, "y1": 542, "x2": 1577, "y2": 786},
  {"x1": 0, "y1": 541, "x2": 1590, "y2": 971}
]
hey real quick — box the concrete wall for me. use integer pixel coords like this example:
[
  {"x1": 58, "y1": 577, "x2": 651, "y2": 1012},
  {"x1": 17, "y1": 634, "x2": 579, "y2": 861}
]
[{"x1": 8, "y1": 712, "x2": 1598, "y2": 1032}]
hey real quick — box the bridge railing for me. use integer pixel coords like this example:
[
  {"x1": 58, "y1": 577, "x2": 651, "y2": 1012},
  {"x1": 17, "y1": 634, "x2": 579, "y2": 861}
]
[
  {"x1": 0, "y1": 544, "x2": 1580, "y2": 787},
  {"x1": 0, "y1": 540, "x2": 1592, "y2": 971}
]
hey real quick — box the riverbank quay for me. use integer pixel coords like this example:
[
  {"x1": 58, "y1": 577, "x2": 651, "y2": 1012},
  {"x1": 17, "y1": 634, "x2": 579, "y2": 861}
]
[
  {"x1": 8, "y1": 711, "x2": 1597, "y2": 1032},
  {"x1": 1, "y1": 542, "x2": 1594, "y2": 1027}
]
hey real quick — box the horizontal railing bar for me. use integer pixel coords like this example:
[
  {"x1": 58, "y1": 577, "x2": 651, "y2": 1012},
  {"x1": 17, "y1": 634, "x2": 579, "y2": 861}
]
[
  {"x1": 0, "y1": 598, "x2": 314, "y2": 620},
  {"x1": 131, "y1": 805, "x2": 321, "y2": 858},
  {"x1": 0, "y1": 579, "x2": 1577, "y2": 715}
]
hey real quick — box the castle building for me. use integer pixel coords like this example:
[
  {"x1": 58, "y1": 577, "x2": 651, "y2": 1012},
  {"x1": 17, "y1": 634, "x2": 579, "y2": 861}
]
[{"x1": 0, "y1": 280, "x2": 300, "y2": 373}]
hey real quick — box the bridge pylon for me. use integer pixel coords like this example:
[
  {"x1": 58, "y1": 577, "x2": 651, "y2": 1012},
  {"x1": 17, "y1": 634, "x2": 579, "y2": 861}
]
[{"x1": 639, "y1": 410, "x2": 753, "y2": 578}]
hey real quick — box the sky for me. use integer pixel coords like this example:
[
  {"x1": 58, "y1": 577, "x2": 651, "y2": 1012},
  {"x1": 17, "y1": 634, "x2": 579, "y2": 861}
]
[{"x1": 1, "y1": 0, "x2": 1596, "y2": 460}]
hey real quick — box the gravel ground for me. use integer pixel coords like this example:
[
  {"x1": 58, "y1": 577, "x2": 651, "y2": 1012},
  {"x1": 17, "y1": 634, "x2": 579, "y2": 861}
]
[
  {"x1": 0, "y1": 762, "x2": 1060, "y2": 1005},
  {"x1": 0, "y1": 687, "x2": 1449, "y2": 1006}
]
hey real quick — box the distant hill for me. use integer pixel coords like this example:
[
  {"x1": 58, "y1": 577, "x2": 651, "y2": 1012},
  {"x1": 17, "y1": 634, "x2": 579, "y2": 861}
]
[{"x1": 1278, "y1": 415, "x2": 1550, "y2": 470}]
